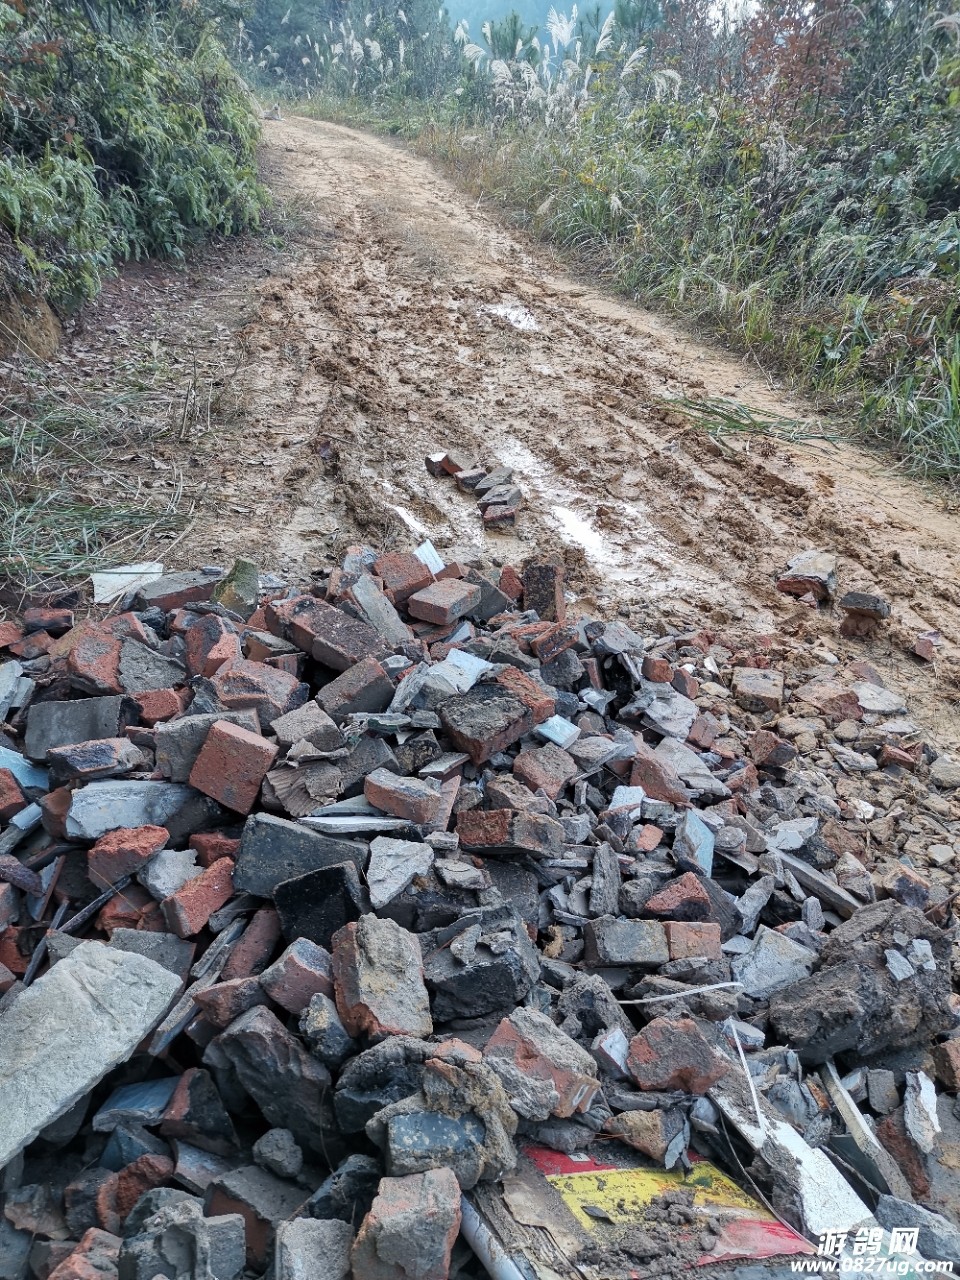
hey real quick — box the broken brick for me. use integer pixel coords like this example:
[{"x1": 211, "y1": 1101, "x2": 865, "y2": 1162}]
[
  {"x1": 190, "y1": 831, "x2": 241, "y2": 868},
  {"x1": 0, "y1": 769, "x2": 26, "y2": 822},
  {"x1": 209, "y1": 660, "x2": 307, "y2": 728},
  {"x1": 266, "y1": 595, "x2": 385, "y2": 671},
  {"x1": 644, "y1": 872, "x2": 712, "y2": 921},
  {"x1": 317, "y1": 657, "x2": 394, "y2": 722},
  {"x1": 364, "y1": 767, "x2": 443, "y2": 824},
  {"x1": 133, "y1": 687, "x2": 190, "y2": 725},
  {"x1": 641, "y1": 655, "x2": 673, "y2": 683},
  {"x1": 333, "y1": 915, "x2": 432, "y2": 1041},
  {"x1": 189, "y1": 719, "x2": 278, "y2": 814},
  {"x1": 351, "y1": 1169, "x2": 461, "y2": 1280},
  {"x1": 494, "y1": 665, "x2": 555, "y2": 723},
  {"x1": 627, "y1": 1016, "x2": 729, "y2": 1094},
  {"x1": 260, "y1": 938, "x2": 334, "y2": 1014},
  {"x1": 731, "y1": 667, "x2": 785, "y2": 712},
  {"x1": 664, "y1": 921, "x2": 722, "y2": 960},
  {"x1": 195, "y1": 977, "x2": 270, "y2": 1030},
  {"x1": 373, "y1": 552, "x2": 434, "y2": 604},
  {"x1": 750, "y1": 729, "x2": 798, "y2": 769},
  {"x1": 221, "y1": 905, "x2": 281, "y2": 979},
  {"x1": 439, "y1": 684, "x2": 533, "y2": 765},
  {"x1": 513, "y1": 742, "x2": 577, "y2": 800},
  {"x1": 161, "y1": 859, "x2": 235, "y2": 938},
  {"x1": 407, "y1": 579, "x2": 482, "y2": 625},
  {"x1": 184, "y1": 613, "x2": 241, "y2": 679},
  {"x1": 88, "y1": 825, "x2": 169, "y2": 886},
  {"x1": 484, "y1": 1006, "x2": 599, "y2": 1117}
]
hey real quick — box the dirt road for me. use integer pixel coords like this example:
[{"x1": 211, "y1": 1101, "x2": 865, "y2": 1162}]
[{"x1": 73, "y1": 114, "x2": 960, "y2": 741}]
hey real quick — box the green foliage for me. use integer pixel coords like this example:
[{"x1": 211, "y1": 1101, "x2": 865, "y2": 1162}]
[{"x1": 0, "y1": 0, "x2": 265, "y2": 312}]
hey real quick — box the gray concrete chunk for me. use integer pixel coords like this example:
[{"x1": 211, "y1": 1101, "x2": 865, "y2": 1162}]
[
  {"x1": 0, "y1": 941, "x2": 181, "y2": 1167},
  {"x1": 276, "y1": 1218, "x2": 354, "y2": 1280},
  {"x1": 24, "y1": 695, "x2": 125, "y2": 762},
  {"x1": 65, "y1": 781, "x2": 197, "y2": 840}
]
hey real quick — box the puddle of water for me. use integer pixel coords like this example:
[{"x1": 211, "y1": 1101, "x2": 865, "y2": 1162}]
[
  {"x1": 495, "y1": 438, "x2": 720, "y2": 600},
  {"x1": 477, "y1": 303, "x2": 539, "y2": 332}
]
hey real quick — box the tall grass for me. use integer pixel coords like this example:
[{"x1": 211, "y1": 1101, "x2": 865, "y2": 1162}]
[{"x1": 289, "y1": 1, "x2": 960, "y2": 483}]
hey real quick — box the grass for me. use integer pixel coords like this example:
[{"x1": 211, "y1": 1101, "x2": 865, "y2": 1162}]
[
  {"x1": 663, "y1": 397, "x2": 842, "y2": 451},
  {"x1": 295, "y1": 92, "x2": 960, "y2": 488},
  {"x1": 0, "y1": 380, "x2": 185, "y2": 591}
]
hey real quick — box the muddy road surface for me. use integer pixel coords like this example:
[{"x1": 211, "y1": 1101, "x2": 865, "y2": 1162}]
[{"x1": 67, "y1": 115, "x2": 960, "y2": 742}]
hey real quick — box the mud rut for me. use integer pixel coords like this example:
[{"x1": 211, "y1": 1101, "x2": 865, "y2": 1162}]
[{"x1": 177, "y1": 116, "x2": 960, "y2": 744}]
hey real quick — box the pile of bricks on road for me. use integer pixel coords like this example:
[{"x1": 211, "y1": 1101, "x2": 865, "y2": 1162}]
[{"x1": 1, "y1": 518, "x2": 960, "y2": 1280}]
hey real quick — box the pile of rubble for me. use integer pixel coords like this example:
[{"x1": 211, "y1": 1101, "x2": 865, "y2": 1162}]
[{"x1": 1, "y1": 511, "x2": 960, "y2": 1279}]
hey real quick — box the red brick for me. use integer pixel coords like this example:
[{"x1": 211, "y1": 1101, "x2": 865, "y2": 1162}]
[
  {"x1": 641, "y1": 655, "x2": 673, "y2": 683},
  {"x1": 266, "y1": 595, "x2": 385, "y2": 670},
  {"x1": 195, "y1": 976, "x2": 269, "y2": 1029},
  {"x1": 189, "y1": 720, "x2": 278, "y2": 814},
  {"x1": 316, "y1": 656, "x2": 394, "y2": 722},
  {"x1": 879, "y1": 743, "x2": 920, "y2": 771},
  {"x1": 133, "y1": 687, "x2": 190, "y2": 725},
  {"x1": 352, "y1": 1170, "x2": 461, "y2": 1280},
  {"x1": 190, "y1": 831, "x2": 241, "y2": 868},
  {"x1": 644, "y1": 872, "x2": 712, "y2": 921},
  {"x1": 0, "y1": 770, "x2": 26, "y2": 822},
  {"x1": 522, "y1": 563, "x2": 565, "y2": 623},
  {"x1": 88, "y1": 825, "x2": 169, "y2": 886},
  {"x1": 407, "y1": 579, "x2": 482, "y2": 625},
  {"x1": 672, "y1": 668, "x2": 700, "y2": 699},
  {"x1": 484, "y1": 500, "x2": 518, "y2": 526},
  {"x1": 364, "y1": 767, "x2": 443, "y2": 824},
  {"x1": 530, "y1": 623, "x2": 578, "y2": 663},
  {"x1": 259, "y1": 937, "x2": 334, "y2": 1014},
  {"x1": 0, "y1": 622, "x2": 23, "y2": 649},
  {"x1": 39, "y1": 785, "x2": 72, "y2": 838},
  {"x1": 161, "y1": 859, "x2": 235, "y2": 938},
  {"x1": 876, "y1": 1109, "x2": 931, "y2": 1199},
  {"x1": 97, "y1": 885, "x2": 155, "y2": 935},
  {"x1": 104, "y1": 611, "x2": 151, "y2": 644},
  {"x1": 208, "y1": 660, "x2": 306, "y2": 728},
  {"x1": 633, "y1": 823, "x2": 664, "y2": 853},
  {"x1": 23, "y1": 605, "x2": 74, "y2": 635},
  {"x1": 499, "y1": 565, "x2": 523, "y2": 602},
  {"x1": 0, "y1": 929, "x2": 28, "y2": 975},
  {"x1": 664, "y1": 921, "x2": 722, "y2": 960},
  {"x1": 484, "y1": 1011, "x2": 598, "y2": 1117},
  {"x1": 65, "y1": 624, "x2": 122, "y2": 694},
  {"x1": 372, "y1": 552, "x2": 434, "y2": 604},
  {"x1": 437, "y1": 561, "x2": 469, "y2": 580},
  {"x1": 629, "y1": 740, "x2": 690, "y2": 805},
  {"x1": 48, "y1": 1229, "x2": 121, "y2": 1280},
  {"x1": 750, "y1": 729, "x2": 798, "y2": 769},
  {"x1": 10, "y1": 630, "x2": 56, "y2": 659},
  {"x1": 184, "y1": 614, "x2": 241, "y2": 679},
  {"x1": 912, "y1": 636, "x2": 936, "y2": 662},
  {"x1": 456, "y1": 808, "x2": 512, "y2": 848},
  {"x1": 627, "y1": 1016, "x2": 729, "y2": 1094},
  {"x1": 494, "y1": 666, "x2": 555, "y2": 724},
  {"x1": 114, "y1": 1154, "x2": 174, "y2": 1222},
  {"x1": 220, "y1": 905, "x2": 281, "y2": 980},
  {"x1": 513, "y1": 742, "x2": 577, "y2": 800}
]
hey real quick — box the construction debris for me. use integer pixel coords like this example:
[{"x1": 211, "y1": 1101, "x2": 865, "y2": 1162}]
[{"x1": 1, "y1": 541, "x2": 960, "y2": 1278}]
